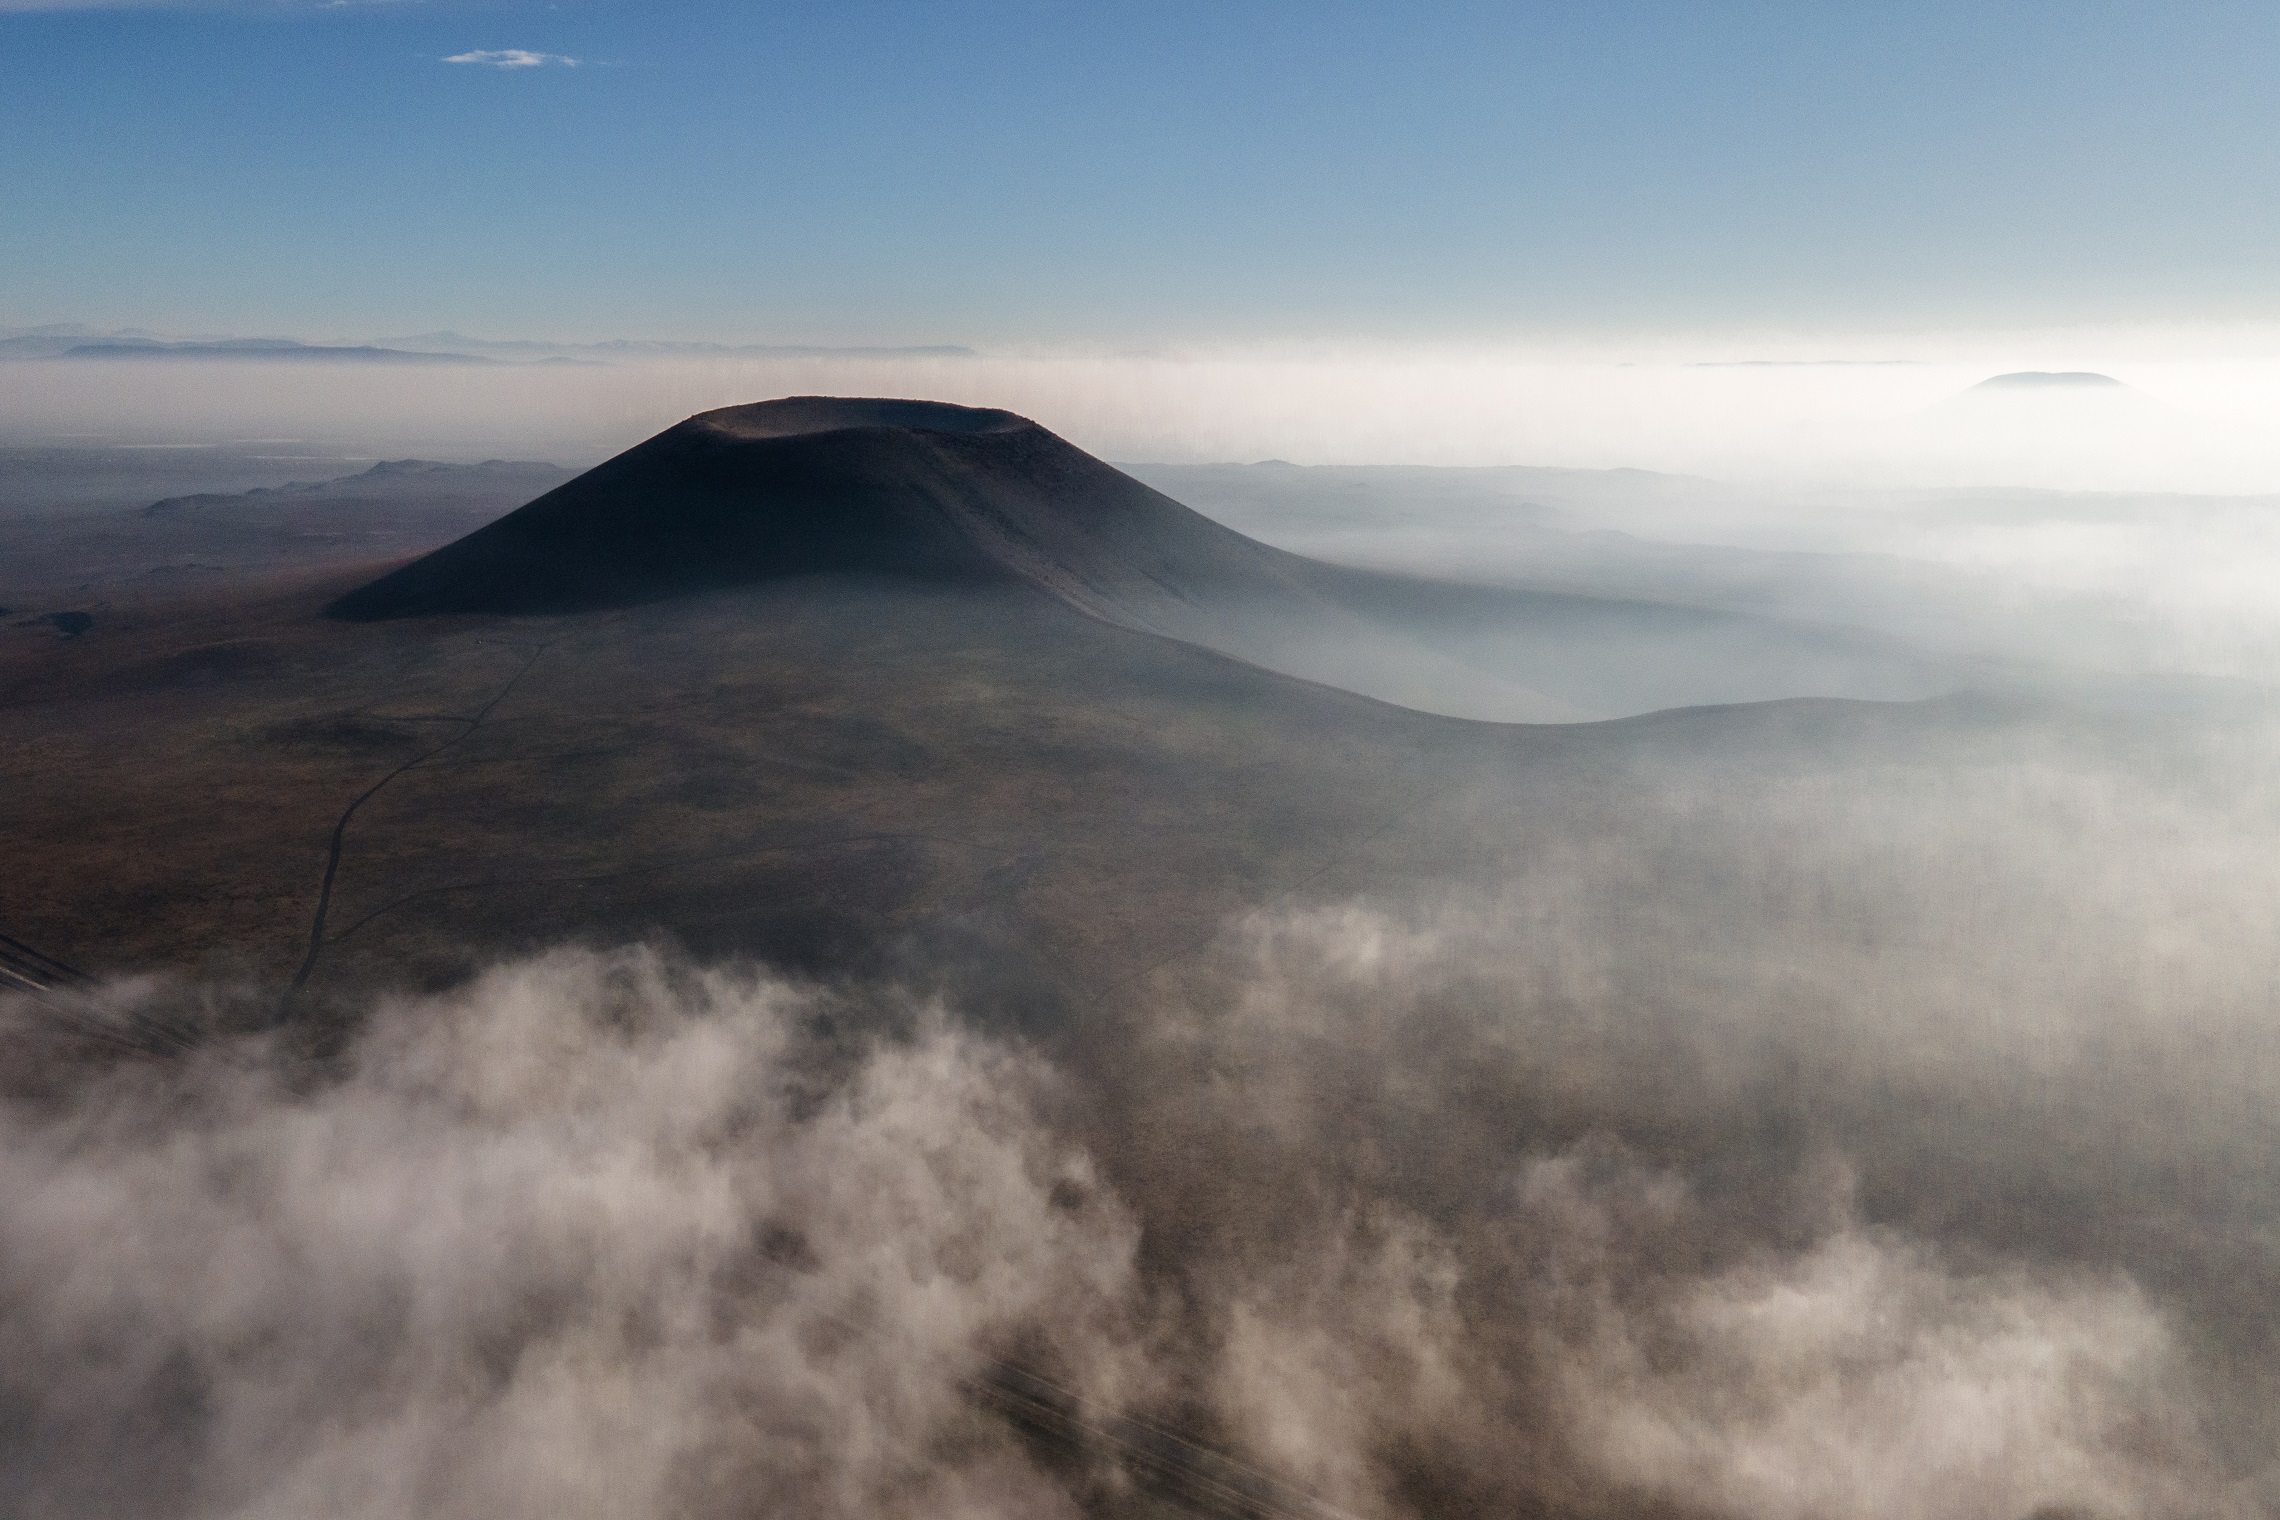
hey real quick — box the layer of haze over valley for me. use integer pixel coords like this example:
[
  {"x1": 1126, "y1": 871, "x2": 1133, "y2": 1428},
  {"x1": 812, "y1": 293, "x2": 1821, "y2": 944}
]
[{"x1": 6, "y1": 5, "x2": 2280, "y2": 1520}]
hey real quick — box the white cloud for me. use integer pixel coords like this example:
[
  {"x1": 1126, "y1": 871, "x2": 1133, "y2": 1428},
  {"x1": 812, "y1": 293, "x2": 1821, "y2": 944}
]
[{"x1": 443, "y1": 48, "x2": 579, "y2": 69}]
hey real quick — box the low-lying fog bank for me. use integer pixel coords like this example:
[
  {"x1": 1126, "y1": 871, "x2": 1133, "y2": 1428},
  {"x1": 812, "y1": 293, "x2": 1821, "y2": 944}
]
[
  {"x1": 7, "y1": 707, "x2": 2277, "y2": 1520},
  {"x1": 9, "y1": 344, "x2": 2280, "y2": 491},
  {"x1": 12, "y1": 347, "x2": 2280, "y2": 701},
  {"x1": 1132, "y1": 461, "x2": 2280, "y2": 693},
  {"x1": 7, "y1": 351, "x2": 2278, "y2": 1517}
]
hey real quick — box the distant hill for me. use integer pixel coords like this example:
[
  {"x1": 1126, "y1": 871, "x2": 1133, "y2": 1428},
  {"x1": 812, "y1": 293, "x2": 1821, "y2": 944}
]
[
  {"x1": 1918, "y1": 369, "x2": 2172, "y2": 422},
  {"x1": 2, "y1": 325, "x2": 978, "y2": 363},
  {"x1": 384, "y1": 332, "x2": 979, "y2": 360},
  {"x1": 0, "y1": 325, "x2": 165, "y2": 359},
  {"x1": 145, "y1": 459, "x2": 573, "y2": 516},
  {"x1": 1968, "y1": 371, "x2": 2126, "y2": 390},
  {"x1": 0, "y1": 458, "x2": 575, "y2": 605}
]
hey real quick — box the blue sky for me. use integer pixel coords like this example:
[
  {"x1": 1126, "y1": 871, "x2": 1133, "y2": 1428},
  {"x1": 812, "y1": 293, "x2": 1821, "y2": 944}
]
[{"x1": 4, "y1": 0, "x2": 2278, "y2": 345}]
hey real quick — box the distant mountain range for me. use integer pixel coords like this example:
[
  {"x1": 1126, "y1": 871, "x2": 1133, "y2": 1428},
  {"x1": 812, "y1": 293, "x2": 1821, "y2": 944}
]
[
  {"x1": 0, "y1": 330, "x2": 499, "y2": 364},
  {"x1": 65, "y1": 341, "x2": 498, "y2": 366},
  {"x1": 0, "y1": 324, "x2": 978, "y2": 364},
  {"x1": 382, "y1": 332, "x2": 978, "y2": 360}
]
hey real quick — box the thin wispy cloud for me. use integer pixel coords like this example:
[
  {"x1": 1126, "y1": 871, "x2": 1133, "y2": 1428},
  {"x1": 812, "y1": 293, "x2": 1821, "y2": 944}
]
[{"x1": 444, "y1": 49, "x2": 578, "y2": 69}]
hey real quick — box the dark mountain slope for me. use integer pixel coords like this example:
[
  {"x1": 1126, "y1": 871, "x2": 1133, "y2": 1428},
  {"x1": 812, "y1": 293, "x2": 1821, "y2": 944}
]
[
  {"x1": 328, "y1": 397, "x2": 1572, "y2": 719},
  {"x1": 321, "y1": 397, "x2": 1358, "y2": 625}
]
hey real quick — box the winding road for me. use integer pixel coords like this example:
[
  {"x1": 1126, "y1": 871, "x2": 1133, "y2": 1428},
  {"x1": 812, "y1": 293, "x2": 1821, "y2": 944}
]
[{"x1": 291, "y1": 637, "x2": 553, "y2": 989}]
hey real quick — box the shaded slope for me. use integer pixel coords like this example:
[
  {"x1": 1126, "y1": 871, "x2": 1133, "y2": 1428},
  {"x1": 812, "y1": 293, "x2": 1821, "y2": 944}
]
[
  {"x1": 327, "y1": 399, "x2": 1039, "y2": 616},
  {"x1": 322, "y1": 397, "x2": 1978, "y2": 722},
  {"x1": 330, "y1": 397, "x2": 1570, "y2": 720},
  {"x1": 328, "y1": 397, "x2": 1345, "y2": 622}
]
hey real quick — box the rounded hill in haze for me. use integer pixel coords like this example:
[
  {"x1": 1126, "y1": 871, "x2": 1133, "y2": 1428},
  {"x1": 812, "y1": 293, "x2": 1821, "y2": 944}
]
[
  {"x1": 1968, "y1": 371, "x2": 2125, "y2": 390},
  {"x1": 1917, "y1": 369, "x2": 2167, "y2": 421},
  {"x1": 1899, "y1": 368, "x2": 2198, "y2": 487}
]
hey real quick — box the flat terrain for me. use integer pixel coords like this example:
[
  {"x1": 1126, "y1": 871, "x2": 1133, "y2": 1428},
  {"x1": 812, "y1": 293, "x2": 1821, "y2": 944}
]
[
  {"x1": 0, "y1": 559, "x2": 1970, "y2": 1012},
  {"x1": 0, "y1": 412, "x2": 2000, "y2": 1007},
  {"x1": 0, "y1": 453, "x2": 572, "y2": 609}
]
